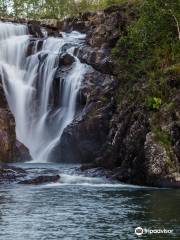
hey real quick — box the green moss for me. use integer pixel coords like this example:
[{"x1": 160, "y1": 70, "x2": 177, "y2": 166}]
[
  {"x1": 153, "y1": 128, "x2": 171, "y2": 147},
  {"x1": 145, "y1": 97, "x2": 162, "y2": 110},
  {"x1": 164, "y1": 63, "x2": 180, "y2": 75},
  {"x1": 164, "y1": 102, "x2": 175, "y2": 112},
  {"x1": 165, "y1": 157, "x2": 177, "y2": 173}
]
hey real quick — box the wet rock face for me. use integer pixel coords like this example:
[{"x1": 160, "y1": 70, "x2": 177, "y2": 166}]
[
  {"x1": 59, "y1": 53, "x2": 75, "y2": 66},
  {"x1": 65, "y1": 6, "x2": 131, "y2": 77},
  {"x1": 0, "y1": 76, "x2": 16, "y2": 162},
  {"x1": 14, "y1": 140, "x2": 31, "y2": 162},
  {"x1": 45, "y1": 8, "x2": 120, "y2": 164},
  {"x1": 28, "y1": 22, "x2": 44, "y2": 38},
  {"x1": 0, "y1": 108, "x2": 30, "y2": 162},
  {"x1": 0, "y1": 77, "x2": 30, "y2": 162},
  {"x1": 56, "y1": 3, "x2": 137, "y2": 49},
  {"x1": 27, "y1": 38, "x2": 43, "y2": 57},
  {"x1": 171, "y1": 123, "x2": 180, "y2": 160},
  {"x1": 92, "y1": 93, "x2": 180, "y2": 187},
  {"x1": 52, "y1": 69, "x2": 117, "y2": 163},
  {"x1": 0, "y1": 109, "x2": 16, "y2": 162},
  {"x1": 0, "y1": 81, "x2": 8, "y2": 108},
  {"x1": 74, "y1": 47, "x2": 115, "y2": 75},
  {"x1": 95, "y1": 104, "x2": 150, "y2": 183}
]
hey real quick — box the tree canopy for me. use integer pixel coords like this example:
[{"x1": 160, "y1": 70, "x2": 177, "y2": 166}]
[{"x1": 0, "y1": 0, "x2": 126, "y2": 19}]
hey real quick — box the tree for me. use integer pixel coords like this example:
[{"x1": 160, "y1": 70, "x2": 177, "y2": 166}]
[{"x1": 0, "y1": 0, "x2": 9, "y2": 16}]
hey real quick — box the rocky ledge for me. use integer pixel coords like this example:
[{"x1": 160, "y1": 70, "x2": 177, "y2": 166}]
[{"x1": 0, "y1": 164, "x2": 60, "y2": 185}]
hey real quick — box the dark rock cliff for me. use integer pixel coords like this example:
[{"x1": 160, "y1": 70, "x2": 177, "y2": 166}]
[
  {"x1": 0, "y1": 78, "x2": 31, "y2": 162},
  {"x1": 0, "y1": 3, "x2": 179, "y2": 187},
  {"x1": 53, "y1": 3, "x2": 135, "y2": 164},
  {"x1": 56, "y1": 4, "x2": 179, "y2": 188}
]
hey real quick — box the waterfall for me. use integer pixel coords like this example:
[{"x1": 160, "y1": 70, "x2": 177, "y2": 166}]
[{"x1": 0, "y1": 22, "x2": 87, "y2": 162}]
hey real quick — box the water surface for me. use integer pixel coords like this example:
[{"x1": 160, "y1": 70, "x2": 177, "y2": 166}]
[{"x1": 0, "y1": 163, "x2": 179, "y2": 240}]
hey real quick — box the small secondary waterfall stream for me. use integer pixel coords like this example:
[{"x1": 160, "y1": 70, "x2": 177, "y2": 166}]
[{"x1": 0, "y1": 21, "x2": 87, "y2": 162}]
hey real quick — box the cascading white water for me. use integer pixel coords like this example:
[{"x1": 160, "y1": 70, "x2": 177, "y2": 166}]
[{"x1": 0, "y1": 21, "x2": 87, "y2": 162}]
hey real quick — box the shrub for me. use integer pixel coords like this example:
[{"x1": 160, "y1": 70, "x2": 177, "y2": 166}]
[
  {"x1": 145, "y1": 97, "x2": 162, "y2": 110},
  {"x1": 113, "y1": 0, "x2": 180, "y2": 104}
]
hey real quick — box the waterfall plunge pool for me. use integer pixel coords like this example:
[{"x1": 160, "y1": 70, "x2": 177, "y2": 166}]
[{"x1": 0, "y1": 162, "x2": 179, "y2": 240}]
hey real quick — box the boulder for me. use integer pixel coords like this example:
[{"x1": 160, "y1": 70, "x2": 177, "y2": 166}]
[
  {"x1": 59, "y1": 53, "x2": 75, "y2": 66},
  {"x1": 74, "y1": 46, "x2": 115, "y2": 75},
  {"x1": 14, "y1": 140, "x2": 31, "y2": 161},
  {"x1": 28, "y1": 22, "x2": 44, "y2": 38}
]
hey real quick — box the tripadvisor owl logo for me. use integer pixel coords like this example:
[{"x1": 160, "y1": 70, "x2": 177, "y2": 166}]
[
  {"x1": 135, "y1": 227, "x2": 144, "y2": 236},
  {"x1": 134, "y1": 227, "x2": 174, "y2": 236}
]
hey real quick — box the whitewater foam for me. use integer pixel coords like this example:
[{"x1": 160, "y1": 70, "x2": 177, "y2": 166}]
[{"x1": 0, "y1": 22, "x2": 87, "y2": 162}]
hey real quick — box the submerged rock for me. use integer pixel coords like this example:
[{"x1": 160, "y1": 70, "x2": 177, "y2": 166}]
[
  {"x1": 0, "y1": 164, "x2": 60, "y2": 185},
  {"x1": 0, "y1": 165, "x2": 27, "y2": 183},
  {"x1": 18, "y1": 175, "x2": 60, "y2": 185}
]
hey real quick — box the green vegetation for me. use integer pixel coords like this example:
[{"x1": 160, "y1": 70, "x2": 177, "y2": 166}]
[
  {"x1": 113, "y1": 0, "x2": 180, "y2": 107},
  {"x1": 0, "y1": 0, "x2": 127, "y2": 19},
  {"x1": 153, "y1": 127, "x2": 177, "y2": 171},
  {"x1": 112, "y1": 0, "x2": 179, "y2": 171},
  {"x1": 145, "y1": 97, "x2": 162, "y2": 110},
  {"x1": 153, "y1": 128, "x2": 172, "y2": 147}
]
